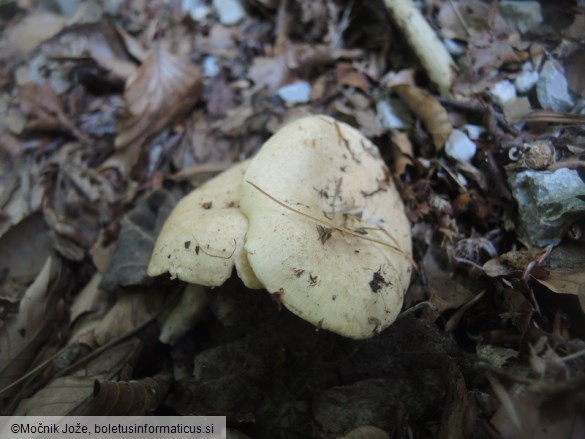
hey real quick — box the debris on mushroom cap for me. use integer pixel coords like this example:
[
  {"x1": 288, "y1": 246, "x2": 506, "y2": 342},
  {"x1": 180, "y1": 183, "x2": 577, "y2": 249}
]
[
  {"x1": 240, "y1": 115, "x2": 413, "y2": 339},
  {"x1": 147, "y1": 160, "x2": 262, "y2": 288}
]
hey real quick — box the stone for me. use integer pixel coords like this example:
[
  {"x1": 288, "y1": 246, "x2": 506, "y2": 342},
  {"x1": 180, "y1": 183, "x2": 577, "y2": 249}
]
[
  {"x1": 537, "y1": 61, "x2": 576, "y2": 112},
  {"x1": 213, "y1": 0, "x2": 246, "y2": 25},
  {"x1": 445, "y1": 129, "x2": 477, "y2": 163},
  {"x1": 276, "y1": 81, "x2": 311, "y2": 104},
  {"x1": 490, "y1": 80, "x2": 517, "y2": 107},
  {"x1": 515, "y1": 70, "x2": 539, "y2": 94},
  {"x1": 507, "y1": 168, "x2": 585, "y2": 247},
  {"x1": 499, "y1": 1, "x2": 543, "y2": 34}
]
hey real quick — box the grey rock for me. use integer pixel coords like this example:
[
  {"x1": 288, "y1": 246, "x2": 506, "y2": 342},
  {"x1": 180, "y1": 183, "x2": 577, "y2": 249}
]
[
  {"x1": 499, "y1": 1, "x2": 543, "y2": 34},
  {"x1": 508, "y1": 168, "x2": 585, "y2": 247},
  {"x1": 537, "y1": 61, "x2": 576, "y2": 112}
]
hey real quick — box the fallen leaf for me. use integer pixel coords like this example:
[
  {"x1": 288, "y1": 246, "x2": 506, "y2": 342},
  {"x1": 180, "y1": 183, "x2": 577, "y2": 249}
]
[
  {"x1": 99, "y1": 189, "x2": 176, "y2": 292},
  {"x1": 69, "y1": 273, "x2": 107, "y2": 325},
  {"x1": 42, "y1": 20, "x2": 138, "y2": 81},
  {"x1": 92, "y1": 292, "x2": 155, "y2": 347},
  {"x1": 490, "y1": 379, "x2": 585, "y2": 439},
  {"x1": 6, "y1": 12, "x2": 66, "y2": 55},
  {"x1": 0, "y1": 213, "x2": 54, "y2": 302},
  {"x1": 115, "y1": 43, "x2": 202, "y2": 150},
  {"x1": 390, "y1": 130, "x2": 414, "y2": 177},
  {"x1": 82, "y1": 371, "x2": 171, "y2": 415},
  {"x1": 392, "y1": 84, "x2": 453, "y2": 151},
  {"x1": 0, "y1": 257, "x2": 57, "y2": 396},
  {"x1": 18, "y1": 82, "x2": 87, "y2": 141},
  {"x1": 159, "y1": 284, "x2": 210, "y2": 345},
  {"x1": 13, "y1": 338, "x2": 143, "y2": 415}
]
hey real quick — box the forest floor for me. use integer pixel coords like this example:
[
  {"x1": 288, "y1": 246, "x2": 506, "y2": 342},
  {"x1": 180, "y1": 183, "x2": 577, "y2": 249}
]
[{"x1": 1, "y1": 0, "x2": 585, "y2": 438}]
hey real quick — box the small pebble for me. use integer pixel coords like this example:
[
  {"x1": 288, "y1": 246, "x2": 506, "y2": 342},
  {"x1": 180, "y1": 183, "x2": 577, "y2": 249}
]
[
  {"x1": 276, "y1": 81, "x2": 311, "y2": 104},
  {"x1": 515, "y1": 70, "x2": 539, "y2": 94},
  {"x1": 445, "y1": 129, "x2": 477, "y2": 163},
  {"x1": 213, "y1": 0, "x2": 246, "y2": 25},
  {"x1": 490, "y1": 80, "x2": 517, "y2": 107},
  {"x1": 203, "y1": 56, "x2": 220, "y2": 77},
  {"x1": 182, "y1": 0, "x2": 211, "y2": 21}
]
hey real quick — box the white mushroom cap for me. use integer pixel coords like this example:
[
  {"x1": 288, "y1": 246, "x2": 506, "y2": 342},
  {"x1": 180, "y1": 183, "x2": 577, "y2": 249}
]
[
  {"x1": 147, "y1": 160, "x2": 262, "y2": 288},
  {"x1": 240, "y1": 115, "x2": 412, "y2": 339}
]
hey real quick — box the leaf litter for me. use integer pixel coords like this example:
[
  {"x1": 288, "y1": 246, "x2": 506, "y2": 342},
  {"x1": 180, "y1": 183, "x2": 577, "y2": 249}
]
[{"x1": 0, "y1": 0, "x2": 584, "y2": 436}]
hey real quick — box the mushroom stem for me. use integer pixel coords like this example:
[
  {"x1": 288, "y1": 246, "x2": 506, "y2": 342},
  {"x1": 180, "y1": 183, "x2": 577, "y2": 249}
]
[{"x1": 246, "y1": 180, "x2": 412, "y2": 261}]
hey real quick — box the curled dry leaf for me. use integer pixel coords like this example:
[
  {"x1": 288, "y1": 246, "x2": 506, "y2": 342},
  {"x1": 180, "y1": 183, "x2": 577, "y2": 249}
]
[
  {"x1": 82, "y1": 371, "x2": 172, "y2": 415},
  {"x1": 115, "y1": 43, "x2": 202, "y2": 150},
  {"x1": 392, "y1": 84, "x2": 452, "y2": 151}
]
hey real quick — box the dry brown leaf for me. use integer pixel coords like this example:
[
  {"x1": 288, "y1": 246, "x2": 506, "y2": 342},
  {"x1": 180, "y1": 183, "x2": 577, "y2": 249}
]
[
  {"x1": 6, "y1": 12, "x2": 66, "y2": 55},
  {"x1": 13, "y1": 339, "x2": 143, "y2": 415},
  {"x1": 0, "y1": 214, "x2": 54, "y2": 303},
  {"x1": 335, "y1": 63, "x2": 370, "y2": 93},
  {"x1": 43, "y1": 20, "x2": 138, "y2": 81},
  {"x1": 0, "y1": 257, "x2": 56, "y2": 396},
  {"x1": 490, "y1": 381, "x2": 585, "y2": 439},
  {"x1": 483, "y1": 249, "x2": 541, "y2": 277},
  {"x1": 70, "y1": 273, "x2": 106, "y2": 324},
  {"x1": 247, "y1": 56, "x2": 289, "y2": 92},
  {"x1": 438, "y1": 0, "x2": 490, "y2": 41},
  {"x1": 93, "y1": 292, "x2": 157, "y2": 347},
  {"x1": 18, "y1": 82, "x2": 87, "y2": 141},
  {"x1": 115, "y1": 43, "x2": 202, "y2": 150},
  {"x1": 392, "y1": 84, "x2": 452, "y2": 150},
  {"x1": 391, "y1": 130, "x2": 414, "y2": 177},
  {"x1": 82, "y1": 372, "x2": 171, "y2": 415}
]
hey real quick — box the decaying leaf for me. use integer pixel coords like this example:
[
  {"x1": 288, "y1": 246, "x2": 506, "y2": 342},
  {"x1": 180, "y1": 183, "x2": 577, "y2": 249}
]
[
  {"x1": 490, "y1": 379, "x2": 585, "y2": 439},
  {"x1": 159, "y1": 284, "x2": 210, "y2": 345},
  {"x1": 82, "y1": 371, "x2": 171, "y2": 415},
  {"x1": 484, "y1": 244, "x2": 585, "y2": 312},
  {"x1": 0, "y1": 258, "x2": 57, "y2": 397},
  {"x1": 6, "y1": 12, "x2": 66, "y2": 55},
  {"x1": 392, "y1": 84, "x2": 452, "y2": 151},
  {"x1": 42, "y1": 19, "x2": 138, "y2": 81},
  {"x1": 13, "y1": 339, "x2": 143, "y2": 415},
  {"x1": 0, "y1": 214, "x2": 54, "y2": 302},
  {"x1": 115, "y1": 43, "x2": 202, "y2": 150}
]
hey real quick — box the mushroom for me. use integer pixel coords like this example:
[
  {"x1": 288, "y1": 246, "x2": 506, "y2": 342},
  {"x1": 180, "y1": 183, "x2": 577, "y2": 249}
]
[
  {"x1": 148, "y1": 115, "x2": 413, "y2": 339},
  {"x1": 240, "y1": 115, "x2": 412, "y2": 339},
  {"x1": 147, "y1": 159, "x2": 261, "y2": 289}
]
